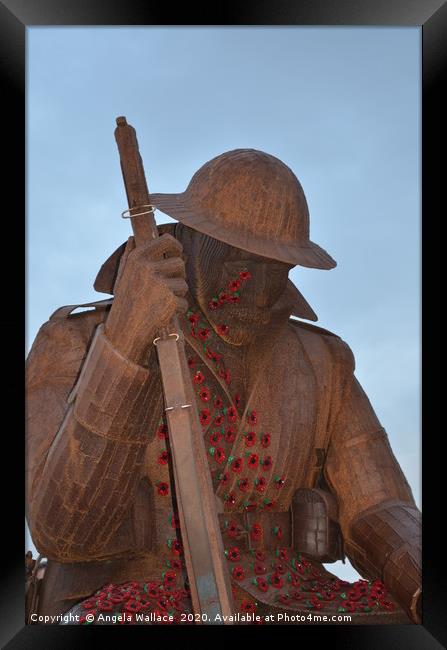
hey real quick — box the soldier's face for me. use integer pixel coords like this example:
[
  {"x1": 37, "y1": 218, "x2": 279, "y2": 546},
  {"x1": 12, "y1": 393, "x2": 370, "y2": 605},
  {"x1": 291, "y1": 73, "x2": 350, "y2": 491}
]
[{"x1": 192, "y1": 233, "x2": 293, "y2": 344}]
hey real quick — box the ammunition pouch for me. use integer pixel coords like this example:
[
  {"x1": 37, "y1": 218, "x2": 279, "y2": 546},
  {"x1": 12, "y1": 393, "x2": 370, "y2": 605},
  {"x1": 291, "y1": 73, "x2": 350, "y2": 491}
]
[{"x1": 291, "y1": 488, "x2": 345, "y2": 563}]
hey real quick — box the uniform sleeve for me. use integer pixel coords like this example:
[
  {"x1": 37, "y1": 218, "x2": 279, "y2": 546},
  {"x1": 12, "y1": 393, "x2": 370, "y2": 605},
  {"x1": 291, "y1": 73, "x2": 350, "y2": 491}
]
[
  {"x1": 323, "y1": 342, "x2": 421, "y2": 623},
  {"x1": 26, "y1": 310, "x2": 163, "y2": 562}
]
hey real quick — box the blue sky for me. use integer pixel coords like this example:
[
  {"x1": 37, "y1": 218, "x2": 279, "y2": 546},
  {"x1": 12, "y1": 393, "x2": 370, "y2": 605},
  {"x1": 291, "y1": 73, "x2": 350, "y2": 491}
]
[{"x1": 26, "y1": 27, "x2": 420, "y2": 583}]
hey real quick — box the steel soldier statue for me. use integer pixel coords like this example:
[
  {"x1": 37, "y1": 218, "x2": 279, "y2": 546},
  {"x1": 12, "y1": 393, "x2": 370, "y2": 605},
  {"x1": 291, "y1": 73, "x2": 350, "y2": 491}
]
[{"x1": 26, "y1": 147, "x2": 421, "y2": 625}]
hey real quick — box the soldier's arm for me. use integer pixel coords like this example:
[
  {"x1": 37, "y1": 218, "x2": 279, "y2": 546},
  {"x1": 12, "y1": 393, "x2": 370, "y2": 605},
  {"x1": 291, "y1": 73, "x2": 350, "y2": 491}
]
[
  {"x1": 26, "y1": 234, "x2": 188, "y2": 563},
  {"x1": 323, "y1": 341, "x2": 421, "y2": 623},
  {"x1": 26, "y1": 307, "x2": 163, "y2": 562}
]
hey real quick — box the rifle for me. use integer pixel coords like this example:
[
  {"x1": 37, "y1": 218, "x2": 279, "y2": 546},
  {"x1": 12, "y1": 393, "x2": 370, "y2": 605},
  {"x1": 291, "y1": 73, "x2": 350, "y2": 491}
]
[{"x1": 114, "y1": 116, "x2": 235, "y2": 624}]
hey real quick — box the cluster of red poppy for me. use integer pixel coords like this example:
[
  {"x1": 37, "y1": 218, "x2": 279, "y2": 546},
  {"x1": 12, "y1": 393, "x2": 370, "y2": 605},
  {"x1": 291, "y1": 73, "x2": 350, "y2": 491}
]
[
  {"x1": 207, "y1": 269, "x2": 252, "y2": 311},
  {"x1": 220, "y1": 546, "x2": 397, "y2": 615},
  {"x1": 78, "y1": 579, "x2": 191, "y2": 625},
  {"x1": 183, "y1": 308, "x2": 281, "y2": 513}
]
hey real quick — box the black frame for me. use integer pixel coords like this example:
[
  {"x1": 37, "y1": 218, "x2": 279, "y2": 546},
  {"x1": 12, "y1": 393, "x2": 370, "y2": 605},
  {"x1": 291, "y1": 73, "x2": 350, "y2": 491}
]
[{"x1": 3, "y1": 0, "x2": 445, "y2": 647}]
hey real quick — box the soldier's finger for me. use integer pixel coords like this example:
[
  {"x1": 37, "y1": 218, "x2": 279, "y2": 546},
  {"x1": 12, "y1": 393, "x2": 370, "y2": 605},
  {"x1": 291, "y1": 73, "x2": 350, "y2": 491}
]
[
  {"x1": 152, "y1": 256, "x2": 186, "y2": 279},
  {"x1": 165, "y1": 276, "x2": 189, "y2": 297},
  {"x1": 143, "y1": 233, "x2": 184, "y2": 261}
]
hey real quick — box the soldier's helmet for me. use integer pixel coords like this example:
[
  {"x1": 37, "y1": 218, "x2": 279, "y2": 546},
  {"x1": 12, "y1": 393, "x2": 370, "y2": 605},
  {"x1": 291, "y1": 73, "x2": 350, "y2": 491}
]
[{"x1": 149, "y1": 148, "x2": 336, "y2": 270}]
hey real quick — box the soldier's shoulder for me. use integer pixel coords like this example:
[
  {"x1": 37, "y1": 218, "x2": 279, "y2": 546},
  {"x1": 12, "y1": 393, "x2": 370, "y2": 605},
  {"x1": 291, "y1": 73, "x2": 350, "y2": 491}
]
[
  {"x1": 34, "y1": 299, "x2": 112, "y2": 347},
  {"x1": 48, "y1": 298, "x2": 113, "y2": 323},
  {"x1": 287, "y1": 318, "x2": 355, "y2": 370}
]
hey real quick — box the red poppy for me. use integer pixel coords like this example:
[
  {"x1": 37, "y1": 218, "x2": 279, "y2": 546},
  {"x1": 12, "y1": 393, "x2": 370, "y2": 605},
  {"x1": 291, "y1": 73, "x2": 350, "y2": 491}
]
[
  {"x1": 244, "y1": 431, "x2": 256, "y2": 447},
  {"x1": 273, "y1": 562, "x2": 287, "y2": 575},
  {"x1": 187, "y1": 357, "x2": 196, "y2": 368},
  {"x1": 225, "y1": 492, "x2": 237, "y2": 506},
  {"x1": 218, "y1": 324, "x2": 229, "y2": 335},
  {"x1": 199, "y1": 386, "x2": 211, "y2": 402},
  {"x1": 262, "y1": 499, "x2": 276, "y2": 510},
  {"x1": 124, "y1": 599, "x2": 142, "y2": 613},
  {"x1": 232, "y1": 566, "x2": 245, "y2": 581},
  {"x1": 198, "y1": 328, "x2": 210, "y2": 341},
  {"x1": 199, "y1": 409, "x2": 211, "y2": 426},
  {"x1": 218, "y1": 471, "x2": 229, "y2": 485},
  {"x1": 229, "y1": 294, "x2": 241, "y2": 303},
  {"x1": 254, "y1": 550, "x2": 266, "y2": 561},
  {"x1": 238, "y1": 477, "x2": 250, "y2": 492},
  {"x1": 241, "y1": 600, "x2": 257, "y2": 613},
  {"x1": 209, "y1": 298, "x2": 220, "y2": 310},
  {"x1": 157, "y1": 482, "x2": 169, "y2": 496},
  {"x1": 278, "y1": 594, "x2": 291, "y2": 605},
  {"x1": 147, "y1": 583, "x2": 162, "y2": 599},
  {"x1": 212, "y1": 351, "x2": 223, "y2": 363},
  {"x1": 214, "y1": 396, "x2": 223, "y2": 409},
  {"x1": 225, "y1": 427, "x2": 236, "y2": 442},
  {"x1": 171, "y1": 540, "x2": 183, "y2": 556},
  {"x1": 188, "y1": 313, "x2": 200, "y2": 324},
  {"x1": 277, "y1": 548, "x2": 289, "y2": 561},
  {"x1": 247, "y1": 410, "x2": 258, "y2": 425},
  {"x1": 157, "y1": 451, "x2": 169, "y2": 465},
  {"x1": 218, "y1": 292, "x2": 230, "y2": 304},
  {"x1": 231, "y1": 457, "x2": 243, "y2": 473},
  {"x1": 210, "y1": 431, "x2": 222, "y2": 444},
  {"x1": 227, "y1": 547, "x2": 241, "y2": 562},
  {"x1": 214, "y1": 414, "x2": 224, "y2": 426},
  {"x1": 157, "y1": 424, "x2": 169, "y2": 440},
  {"x1": 98, "y1": 599, "x2": 113, "y2": 612},
  {"x1": 254, "y1": 561, "x2": 267, "y2": 575},
  {"x1": 193, "y1": 371, "x2": 205, "y2": 385},
  {"x1": 247, "y1": 453, "x2": 259, "y2": 469},
  {"x1": 255, "y1": 476, "x2": 267, "y2": 492},
  {"x1": 261, "y1": 433, "x2": 271, "y2": 448},
  {"x1": 239, "y1": 270, "x2": 252, "y2": 281},
  {"x1": 215, "y1": 447, "x2": 226, "y2": 464},
  {"x1": 228, "y1": 279, "x2": 241, "y2": 292},
  {"x1": 220, "y1": 368, "x2": 231, "y2": 384},
  {"x1": 270, "y1": 574, "x2": 284, "y2": 589},
  {"x1": 250, "y1": 523, "x2": 263, "y2": 541},
  {"x1": 226, "y1": 406, "x2": 237, "y2": 422},
  {"x1": 226, "y1": 521, "x2": 240, "y2": 538},
  {"x1": 254, "y1": 577, "x2": 269, "y2": 592},
  {"x1": 261, "y1": 456, "x2": 273, "y2": 471},
  {"x1": 234, "y1": 394, "x2": 241, "y2": 407},
  {"x1": 244, "y1": 501, "x2": 258, "y2": 513},
  {"x1": 163, "y1": 571, "x2": 177, "y2": 587}
]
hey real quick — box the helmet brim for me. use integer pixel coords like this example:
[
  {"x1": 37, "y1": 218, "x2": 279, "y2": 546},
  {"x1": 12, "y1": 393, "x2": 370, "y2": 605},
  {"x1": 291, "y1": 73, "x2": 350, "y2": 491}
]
[{"x1": 149, "y1": 192, "x2": 337, "y2": 270}]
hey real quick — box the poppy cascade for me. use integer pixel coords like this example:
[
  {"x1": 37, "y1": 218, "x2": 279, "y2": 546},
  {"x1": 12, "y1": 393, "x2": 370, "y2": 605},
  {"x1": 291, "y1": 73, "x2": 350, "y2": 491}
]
[{"x1": 73, "y1": 269, "x2": 401, "y2": 624}]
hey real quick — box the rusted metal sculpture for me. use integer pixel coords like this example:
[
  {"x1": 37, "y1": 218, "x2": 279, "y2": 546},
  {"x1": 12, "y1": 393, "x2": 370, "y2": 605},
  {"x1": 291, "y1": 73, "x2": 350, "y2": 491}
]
[{"x1": 25, "y1": 120, "x2": 421, "y2": 625}]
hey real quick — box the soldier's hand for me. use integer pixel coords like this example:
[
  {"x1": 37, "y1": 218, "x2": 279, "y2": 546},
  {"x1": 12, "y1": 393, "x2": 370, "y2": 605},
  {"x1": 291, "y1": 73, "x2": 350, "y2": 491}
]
[{"x1": 105, "y1": 234, "x2": 189, "y2": 365}]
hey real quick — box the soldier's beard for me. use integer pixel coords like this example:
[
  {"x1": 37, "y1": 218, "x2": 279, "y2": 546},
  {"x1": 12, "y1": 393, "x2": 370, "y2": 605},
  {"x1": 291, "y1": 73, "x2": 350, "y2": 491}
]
[{"x1": 178, "y1": 223, "x2": 291, "y2": 346}]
